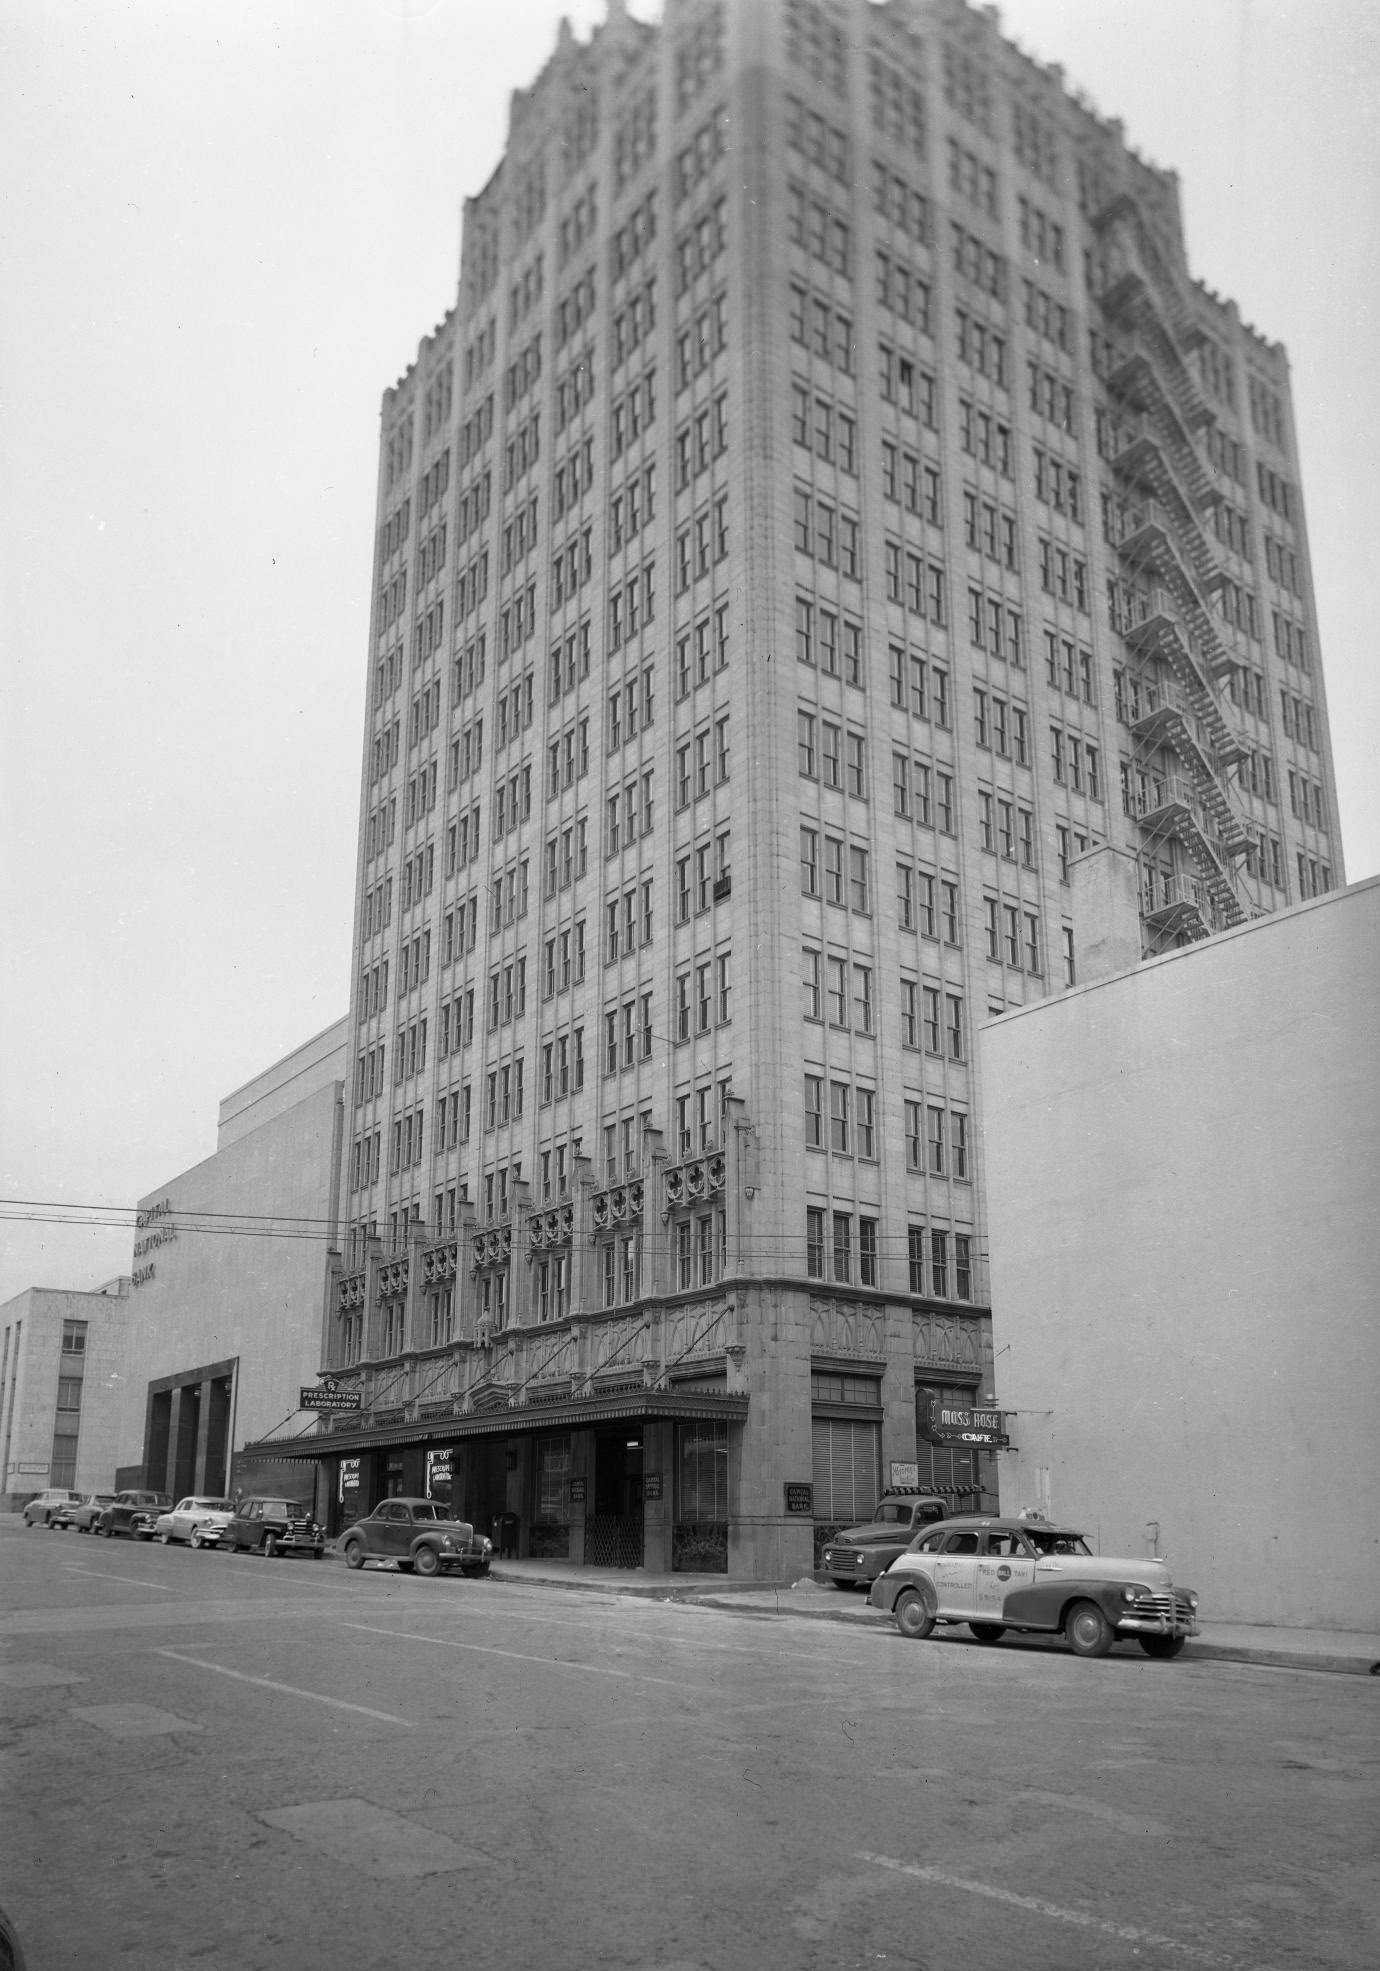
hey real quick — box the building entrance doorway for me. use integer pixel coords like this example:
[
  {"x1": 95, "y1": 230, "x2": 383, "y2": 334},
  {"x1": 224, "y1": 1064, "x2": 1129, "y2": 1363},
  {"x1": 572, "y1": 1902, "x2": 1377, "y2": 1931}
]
[{"x1": 587, "y1": 1429, "x2": 643, "y2": 1566}]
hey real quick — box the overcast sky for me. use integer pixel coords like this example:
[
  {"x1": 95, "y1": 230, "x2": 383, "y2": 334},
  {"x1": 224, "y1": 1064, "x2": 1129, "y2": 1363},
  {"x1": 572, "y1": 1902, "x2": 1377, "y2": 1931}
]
[{"x1": 3, "y1": 0, "x2": 1377, "y2": 1307}]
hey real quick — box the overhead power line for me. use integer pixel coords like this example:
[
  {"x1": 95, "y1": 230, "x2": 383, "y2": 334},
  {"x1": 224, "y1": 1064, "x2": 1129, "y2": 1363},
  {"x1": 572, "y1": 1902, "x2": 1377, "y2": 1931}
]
[{"x1": 0, "y1": 1199, "x2": 993, "y2": 1260}]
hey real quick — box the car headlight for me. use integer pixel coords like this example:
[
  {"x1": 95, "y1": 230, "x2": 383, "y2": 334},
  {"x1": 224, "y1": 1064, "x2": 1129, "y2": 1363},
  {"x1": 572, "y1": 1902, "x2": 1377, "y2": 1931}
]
[
  {"x1": 1121, "y1": 1585, "x2": 1151, "y2": 1603},
  {"x1": 440, "y1": 1535, "x2": 458, "y2": 1549},
  {"x1": 479, "y1": 1537, "x2": 492, "y2": 1554},
  {"x1": 1186, "y1": 1591, "x2": 1199, "y2": 1611}
]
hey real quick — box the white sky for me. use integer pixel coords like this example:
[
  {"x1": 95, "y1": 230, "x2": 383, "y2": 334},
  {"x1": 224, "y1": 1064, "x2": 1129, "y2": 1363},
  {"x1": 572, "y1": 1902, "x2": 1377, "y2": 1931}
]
[{"x1": 3, "y1": 0, "x2": 1377, "y2": 1305}]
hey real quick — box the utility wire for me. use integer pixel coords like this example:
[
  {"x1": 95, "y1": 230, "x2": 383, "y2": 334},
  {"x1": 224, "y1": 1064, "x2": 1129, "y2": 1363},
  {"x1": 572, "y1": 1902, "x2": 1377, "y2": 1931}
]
[{"x1": 0, "y1": 1198, "x2": 994, "y2": 1259}]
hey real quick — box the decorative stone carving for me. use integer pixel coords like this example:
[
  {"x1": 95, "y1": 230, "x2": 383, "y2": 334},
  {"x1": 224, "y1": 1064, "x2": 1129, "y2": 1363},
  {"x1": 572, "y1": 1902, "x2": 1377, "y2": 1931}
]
[
  {"x1": 527, "y1": 1204, "x2": 575, "y2": 1251},
  {"x1": 661, "y1": 1153, "x2": 726, "y2": 1216},
  {"x1": 912, "y1": 1309, "x2": 983, "y2": 1370},
  {"x1": 591, "y1": 1179, "x2": 643, "y2": 1229},
  {"x1": 523, "y1": 1329, "x2": 577, "y2": 1384},
  {"x1": 469, "y1": 1221, "x2": 516, "y2": 1274},
  {"x1": 809, "y1": 1298, "x2": 885, "y2": 1359},
  {"x1": 421, "y1": 1241, "x2": 458, "y2": 1284},
  {"x1": 663, "y1": 1299, "x2": 728, "y2": 1362},
  {"x1": 371, "y1": 1368, "x2": 409, "y2": 1410}
]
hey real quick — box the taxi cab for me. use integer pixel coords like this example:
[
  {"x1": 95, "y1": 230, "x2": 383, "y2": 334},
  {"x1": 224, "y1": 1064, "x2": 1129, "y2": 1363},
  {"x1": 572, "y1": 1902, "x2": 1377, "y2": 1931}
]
[{"x1": 868, "y1": 1514, "x2": 1199, "y2": 1659}]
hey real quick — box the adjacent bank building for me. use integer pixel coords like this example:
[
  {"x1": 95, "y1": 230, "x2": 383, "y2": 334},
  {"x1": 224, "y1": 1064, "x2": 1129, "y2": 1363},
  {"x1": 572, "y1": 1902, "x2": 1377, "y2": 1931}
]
[
  {"x1": 110, "y1": 1023, "x2": 348, "y2": 1504},
  {"x1": 243, "y1": 0, "x2": 1344, "y2": 1577}
]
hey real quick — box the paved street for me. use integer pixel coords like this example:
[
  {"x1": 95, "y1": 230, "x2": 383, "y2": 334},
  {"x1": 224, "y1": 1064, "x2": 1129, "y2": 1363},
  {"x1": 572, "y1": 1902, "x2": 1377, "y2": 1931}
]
[{"x1": 2, "y1": 1521, "x2": 1377, "y2": 1971}]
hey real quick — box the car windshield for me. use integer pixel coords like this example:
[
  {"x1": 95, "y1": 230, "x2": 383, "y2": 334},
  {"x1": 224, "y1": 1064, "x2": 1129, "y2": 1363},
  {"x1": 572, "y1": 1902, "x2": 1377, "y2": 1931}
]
[
  {"x1": 263, "y1": 1502, "x2": 297, "y2": 1515},
  {"x1": 190, "y1": 1499, "x2": 231, "y2": 1511},
  {"x1": 1022, "y1": 1528, "x2": 1092, "y2": 1557},
  {"x1": 872, "y1": 1503, "x2": 909, "y2": 1524},
  {"x1": 409, "y1": 1503, "x2": 442, "y2": 1521}
]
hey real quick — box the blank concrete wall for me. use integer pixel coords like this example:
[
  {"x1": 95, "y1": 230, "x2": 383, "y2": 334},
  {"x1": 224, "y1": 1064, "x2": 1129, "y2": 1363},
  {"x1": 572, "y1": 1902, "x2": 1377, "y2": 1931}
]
[{"x1": 980, "y1": 879, "x2": 1380, "y2": 1630}]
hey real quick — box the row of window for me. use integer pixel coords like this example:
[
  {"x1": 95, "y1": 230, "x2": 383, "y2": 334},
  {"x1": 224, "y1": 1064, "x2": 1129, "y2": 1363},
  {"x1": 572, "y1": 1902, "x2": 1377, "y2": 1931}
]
[
  {"x1": 805, "y1": 1209, "x2": 975, "y2": 1300},
  {"x1": 797, "y1": 712, "x2": 867, "y2": 796}
]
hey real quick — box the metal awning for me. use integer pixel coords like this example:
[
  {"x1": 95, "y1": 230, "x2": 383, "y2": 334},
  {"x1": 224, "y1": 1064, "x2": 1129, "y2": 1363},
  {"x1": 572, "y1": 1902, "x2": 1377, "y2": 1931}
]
[{"x1": 239, "y1": 1389, "x2": 749, "y2": 1462}]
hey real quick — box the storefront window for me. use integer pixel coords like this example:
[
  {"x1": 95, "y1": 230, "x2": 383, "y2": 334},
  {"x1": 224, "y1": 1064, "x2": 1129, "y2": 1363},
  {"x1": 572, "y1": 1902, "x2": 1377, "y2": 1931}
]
[
  {"x1": 916, "y1": 1383, "x2": 997, "y2": 1513},
  {"x1": 676, "y1": 1422, "x2": 728, "y2": 1521},
  {"x1": 674, "y1": 1421, "x2": 729, "y2": 1573},
  {"x1": 531, "y1": 1434, "x2": 573, "y2": 1559},
  {"x1": 810, "y1": 1417, "x2": 880, "y2": 1525},
  {"x1": 425, "y1": 1449, "x2": 453, "y2": 1513},
  {"x1": 537, "y1": 1435, "x2": 572, "y2": 1522}
]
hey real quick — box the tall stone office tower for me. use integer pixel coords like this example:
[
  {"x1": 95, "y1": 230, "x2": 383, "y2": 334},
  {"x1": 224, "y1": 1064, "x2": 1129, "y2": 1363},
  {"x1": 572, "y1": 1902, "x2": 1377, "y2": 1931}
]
[{"x1": 306, "y1": 0, "x2": 1343, "y2": 1575}]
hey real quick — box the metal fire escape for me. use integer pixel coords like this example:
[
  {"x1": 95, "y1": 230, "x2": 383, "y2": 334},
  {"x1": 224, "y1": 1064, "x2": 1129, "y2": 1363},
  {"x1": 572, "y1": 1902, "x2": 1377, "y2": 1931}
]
[{"x1": 1094, "y1": 192, "x2": 1258, "y2": 947}]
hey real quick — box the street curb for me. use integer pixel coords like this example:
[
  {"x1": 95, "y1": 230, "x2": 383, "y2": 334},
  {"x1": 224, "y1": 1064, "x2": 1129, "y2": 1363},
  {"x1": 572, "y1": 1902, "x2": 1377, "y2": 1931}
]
[
  {"x1": 1187, "y1": 1642, "x2": 1379, "y2": 1679},
  {"x1": 684, "y1": 1598, "x2": 1377, "y2": 1674},
  {"x1": 486, "y1": 1567, "x2": 782, "y2": 1602},
  {"x1": 459, "y1": 1565, "x2": 1380, "y2": 1676}
]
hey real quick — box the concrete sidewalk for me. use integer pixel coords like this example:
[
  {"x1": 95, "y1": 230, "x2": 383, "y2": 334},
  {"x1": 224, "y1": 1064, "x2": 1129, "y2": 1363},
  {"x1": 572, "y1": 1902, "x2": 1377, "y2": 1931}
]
[{"x1": 486, "y1": 1559, "x2": 1380, "y2": 1677}]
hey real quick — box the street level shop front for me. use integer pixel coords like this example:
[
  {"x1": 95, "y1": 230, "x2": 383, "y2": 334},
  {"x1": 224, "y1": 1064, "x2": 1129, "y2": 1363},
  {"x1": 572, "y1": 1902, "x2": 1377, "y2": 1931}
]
[{"x1": 240, "y1": 1388, "x2": 747, "y2": 1573}]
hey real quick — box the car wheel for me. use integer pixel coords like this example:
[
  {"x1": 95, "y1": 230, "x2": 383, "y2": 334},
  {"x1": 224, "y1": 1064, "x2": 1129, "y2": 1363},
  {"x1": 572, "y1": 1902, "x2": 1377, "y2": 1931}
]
[
  {"x1": 413, "y1": 1546, "x2": 440, "y2": 1578},
  {"x1": 1139, "y1": 1633, "x2": 1187, "y2": 1660},
  {"x1": 342, "y1": 1540, "x2": 365, "y2": 1570},
  {"x1": 262, "y1": 1534, "x2": 278, "y2": 1558},
  {"x1": 969, "y1": 1623, "x2": 1006, "y2": 1644},
  {"x1": 1066, "y1": 1600, "x2": 1116, "y2": 1658},
  {"x1": 189, "y1": 1527, "x2": 204, "y2": 1549},
  {"x1": 894, "y1": 1589, "x2": 937, "y2": 1641}
]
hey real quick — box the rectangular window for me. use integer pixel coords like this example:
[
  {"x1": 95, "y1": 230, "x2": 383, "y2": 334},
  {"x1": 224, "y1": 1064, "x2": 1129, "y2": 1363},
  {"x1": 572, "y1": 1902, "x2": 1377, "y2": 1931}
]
[
  {"x1": 859, "y1": 1216, "x2": 877, "y2": 1288},
  {"x1": 832, "y1": 1211, "x2": 851, "y2": 1283},
  {"x1": 829, "y1": 1080, "x2": 850, "y2": 1154},
  {"x1": 803, "y1": 946, "x2": 822, "y2": 1020},
  {"x1": 856, "y1": 1088, "x2": 875, "y2": 1160},
  {"x1": 805, "y1": 1074, "x2": 824, "y2": 1148},
  {"x1": 800, "y1": 826, "x2": 819, "y2": 896},
  {"x1": 806, "y1": 1206, "x2": 825, "y2": 1278},
  {"x1": 908, "y1": 1225, "x2": 925, "y2": 1295}
]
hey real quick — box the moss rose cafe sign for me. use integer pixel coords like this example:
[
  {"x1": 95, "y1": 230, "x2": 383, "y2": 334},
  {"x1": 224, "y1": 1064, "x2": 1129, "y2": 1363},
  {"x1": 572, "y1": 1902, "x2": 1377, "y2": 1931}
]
[{"x1": 926, "y1": 1402, "x2": 1008, "y2": 1447}]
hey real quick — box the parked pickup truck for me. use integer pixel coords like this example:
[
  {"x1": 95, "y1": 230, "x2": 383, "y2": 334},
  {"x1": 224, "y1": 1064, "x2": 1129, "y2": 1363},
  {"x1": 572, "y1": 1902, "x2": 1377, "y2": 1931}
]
[{"x1": 819, "y1": 1488, "x2": 949, "y2": 1589}]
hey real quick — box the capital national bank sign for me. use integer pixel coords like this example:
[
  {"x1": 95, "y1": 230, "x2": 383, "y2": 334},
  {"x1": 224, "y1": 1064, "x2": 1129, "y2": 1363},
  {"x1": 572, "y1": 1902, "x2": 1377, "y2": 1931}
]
[{"x1": 132, "y1": 1198, "x2": 176, "y2": 1288}]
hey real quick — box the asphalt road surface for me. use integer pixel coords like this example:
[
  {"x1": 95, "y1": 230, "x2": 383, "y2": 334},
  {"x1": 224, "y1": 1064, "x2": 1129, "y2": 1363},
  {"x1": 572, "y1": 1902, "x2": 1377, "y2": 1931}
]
[{"x1": 1, "y1": 1521, "x2": 1376, "y2": 1971}]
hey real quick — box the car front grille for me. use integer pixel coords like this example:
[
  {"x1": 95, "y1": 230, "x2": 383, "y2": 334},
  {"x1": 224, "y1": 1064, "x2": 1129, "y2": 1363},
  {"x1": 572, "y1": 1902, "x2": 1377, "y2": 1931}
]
[{"x1": 1124, "y1": 1589, "x2": 1197, "y2": 1632}]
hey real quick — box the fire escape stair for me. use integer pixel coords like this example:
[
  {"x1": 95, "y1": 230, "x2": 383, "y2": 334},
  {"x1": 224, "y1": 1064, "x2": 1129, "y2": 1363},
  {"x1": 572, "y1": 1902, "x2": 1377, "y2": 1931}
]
[{"x1": 1132, "y1": 775, "x2": 1249, "y2": 926}]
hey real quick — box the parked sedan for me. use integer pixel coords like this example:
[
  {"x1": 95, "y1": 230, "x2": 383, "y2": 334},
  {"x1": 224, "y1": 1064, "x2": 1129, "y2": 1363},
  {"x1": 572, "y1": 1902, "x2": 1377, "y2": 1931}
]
[
  {"x1": 96, "y1": 1490, "x2": 173, "y2": 1539},
  {"x1": 55, "y1": 1492, "x2": 118, "y2": 1532},
  {"x1": 338, "y1": 1499, "x2": 493, "y2": 1577},
  {"x1": 869, "y1": 1515, "x2": 1199, "y2": 1658},
  {"x1": 22, "y1": 1488, "x2": 83, "y2": 1528},
  {"x1": 226, "y1": 1497, "x2": 325, "y2": 1558},
  {"x1": 153, "y1": 1497, "x2": 235, "y2": 1548}
]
